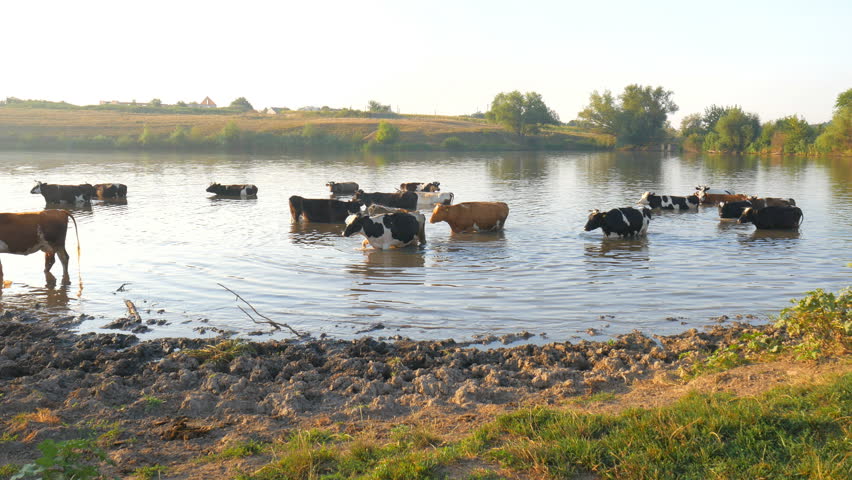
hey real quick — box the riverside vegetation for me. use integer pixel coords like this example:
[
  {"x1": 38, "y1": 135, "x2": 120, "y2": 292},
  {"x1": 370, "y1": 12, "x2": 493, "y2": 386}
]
[
  {"x1": 4, "y1": 84, "x2": 849, "y2": 155},
  {"x1": 0, "y1": 288, "x2": 849, "y2": 479}
]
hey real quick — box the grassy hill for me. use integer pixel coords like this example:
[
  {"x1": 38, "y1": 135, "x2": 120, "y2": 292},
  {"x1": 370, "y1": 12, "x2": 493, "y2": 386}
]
[{"x1": 0, "y1": 106, "x2": 613, "y2": 153}]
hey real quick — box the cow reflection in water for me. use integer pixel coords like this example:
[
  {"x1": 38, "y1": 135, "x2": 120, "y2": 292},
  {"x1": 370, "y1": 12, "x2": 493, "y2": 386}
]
[
  {"x1": 583, "y1": 239, "x2": 650, "y2": 268},
  {"x1": 347, "y1": 249, "x2": 426, "y2": 279},
  {"x1": 739, "y1": 229, "x2": 801, "y2": 248},
  {"x1": 289, "y1": 222, "x2": 345, "y2": 246}
]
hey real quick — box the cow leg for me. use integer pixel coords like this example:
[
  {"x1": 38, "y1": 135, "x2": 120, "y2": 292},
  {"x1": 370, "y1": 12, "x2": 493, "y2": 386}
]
[
  {"x1": 54, "y1": 248, "x2": 71, "y2": 285},
  {"x1": 44, "y1": 251, "x2": 56, "y2": 274}
]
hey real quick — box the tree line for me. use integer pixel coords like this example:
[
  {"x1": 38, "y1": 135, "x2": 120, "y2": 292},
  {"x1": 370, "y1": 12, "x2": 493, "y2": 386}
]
[{"x1": 484, "y1": 86, "x2": 851, "y2": 155}]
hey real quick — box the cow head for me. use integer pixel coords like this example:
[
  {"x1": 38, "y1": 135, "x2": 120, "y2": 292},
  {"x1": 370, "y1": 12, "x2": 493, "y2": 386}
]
[
  {"x1": 430, "y1": 203, "x2": 449, "y2": 224},
  {"x1": 343, "y1": 213, "x2": 367, "y2": 237},
  {"x1": 424, "y1": 182, "x2": 441, "y2": 192},
  {"x1": 584, "y1": 209, "x2": 605, "y2": 231},
  {"x1": 206, "y1": 183, "x2": 221, "y2": 194},
  {"x1": 326, "y1": 181, "x2": 336, "y2": 187},
  {"x1": 30, "y1": 181, "x2": 44, "y2": 194},
  {"x1": 637, "y1": 192, "x2": 654, "y2": 205},
  {"x1": 696, "y1": 186, "x2": 711, "y2": 202},
  {"x1": 737, "y1": 207, "x2": 755, "y2": 224}
]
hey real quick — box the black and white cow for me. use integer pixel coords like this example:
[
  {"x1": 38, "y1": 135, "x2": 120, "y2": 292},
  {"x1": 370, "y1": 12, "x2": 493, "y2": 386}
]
[
  {"x1": 353, "y1": 190, "x2": 418, "y2": 210},
  {"x1": 400, "y1": 181, "x2": 440, "y2": 192},
  {"x1": 738, "y1": 206, "x2": 803, "y2": 229},
  {"x1": 30, "y1": 182, "x2": 95, "y2": 205},
  {"x1": 584, "y1": 207, "x2": 651, "y2": 238},
  {"x1": 718, "y1": 200, "x2": 753, "y2": 219},
  {"x1": 637, "y1": 192, "x2": 699, "y2": 210},
  {"x1": 343, "y1": 211, "x2": 424, "y2": 249},
  {"x1": 206, "y1": 183, "x2": 258, "y2": 197},
  {"x1": 327, "y1": 181, "x2": 359, "y2": 195}
]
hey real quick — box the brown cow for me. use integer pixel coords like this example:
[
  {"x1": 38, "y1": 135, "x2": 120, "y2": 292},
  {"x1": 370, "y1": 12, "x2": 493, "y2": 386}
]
[
  {"x1": 746, "y1": 196, "x2": 796, "y2": 209},
  {"x1": 694, "y1": 186, "x2": 748, "y2": 205},
  {"x1": 429, "y1": 202, "x2": 509, "y2": 233},
  {"x1": 0, "y1": 210, "x2": 79, "y2": 288}
]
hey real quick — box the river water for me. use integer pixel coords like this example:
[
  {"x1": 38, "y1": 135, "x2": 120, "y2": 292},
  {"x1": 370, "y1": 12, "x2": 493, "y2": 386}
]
[{"x1": 0, "y1": 151, "x2": 849, "y2": 342}]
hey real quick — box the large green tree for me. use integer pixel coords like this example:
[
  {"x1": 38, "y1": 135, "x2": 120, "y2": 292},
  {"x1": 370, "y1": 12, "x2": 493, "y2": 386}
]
[
  {"x1": 815, "y1": 88, "x2": 852, "y2": 153},
  {"x1": 486, "y1": 91, "x2": 560, "y2": 137},
  {"x1": 714, "y1": 107, "x2": 760, "y2": 153},
  {"x1": 578, "y1": 84, "x2": 677, "y2": 145}
]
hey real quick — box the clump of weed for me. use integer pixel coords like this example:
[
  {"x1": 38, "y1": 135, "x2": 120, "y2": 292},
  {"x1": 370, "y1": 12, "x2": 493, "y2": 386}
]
[
  {"x1": 11, "y1": 438, "x2": 112, "y2": 480},
  {"x1": 776, "y1": 287, "x2": 851, "y2": 358},
  {"x1": 185, "y1": 339, "x2": 254, "y2": 366},
  {"x1": 198, "y1": 439, "x2": 267, "y2": 463},
  {"x1": 143, "y1": 395, "x2": 164, "y2": 411}
]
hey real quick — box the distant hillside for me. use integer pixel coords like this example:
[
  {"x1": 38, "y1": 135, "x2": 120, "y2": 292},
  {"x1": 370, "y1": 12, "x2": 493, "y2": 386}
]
[{"x1": 0, "y1": 107, "x2": 613, "y2": 153}]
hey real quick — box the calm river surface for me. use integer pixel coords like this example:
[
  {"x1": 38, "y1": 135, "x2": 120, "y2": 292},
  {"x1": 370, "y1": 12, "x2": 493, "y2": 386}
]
[{"x1": 0, "y1": 151, "x2": 850, "y2": 342}]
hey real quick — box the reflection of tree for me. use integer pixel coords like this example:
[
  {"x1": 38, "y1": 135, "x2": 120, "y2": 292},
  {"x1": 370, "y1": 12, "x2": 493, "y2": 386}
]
[
  {"x1": 579, "y1": 152, "x2": 663, "y2": 189},
  {"x1": 486, "y1": 152, "x2": 550, "y2": 181},
  {"x1": 822, "y1": 157, "x2": 852, "y2": 197}
]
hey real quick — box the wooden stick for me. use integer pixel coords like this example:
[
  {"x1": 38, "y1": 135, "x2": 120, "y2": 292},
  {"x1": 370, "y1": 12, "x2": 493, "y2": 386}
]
[
  {"x1": 124, "y1": 299, "x2": 142, "y2": 322},
  {"x1": 217, "y1": 283, "x2": 306, "y2": 337}
]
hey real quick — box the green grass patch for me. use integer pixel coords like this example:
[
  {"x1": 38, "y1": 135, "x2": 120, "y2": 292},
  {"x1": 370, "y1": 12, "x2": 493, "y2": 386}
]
[
  {"x1": 132, "y1": 464, "x2": 168, "y2": 479},
  {"x1": 197, "y1": 439, "x2": 268, "y2": 463},
  {"x1": 472, "y1": 373, "x2": 852, "y2": 479},
  {"x1": 233, "y1": 373, "x2": 852, "y2": 479}
]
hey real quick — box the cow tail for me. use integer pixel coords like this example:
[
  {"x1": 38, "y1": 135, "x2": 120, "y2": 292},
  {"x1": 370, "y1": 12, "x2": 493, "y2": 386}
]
[{"x1": 65, "y1": 210, "x2": 82, "y2": 294}]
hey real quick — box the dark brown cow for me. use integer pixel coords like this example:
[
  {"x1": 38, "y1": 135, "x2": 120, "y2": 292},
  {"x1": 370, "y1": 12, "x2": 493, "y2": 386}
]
[
  {"x1": 289, "y1": 196, "x2": 363, "y2": 223},
  {"x1": 94, "y1": 183, "x2": 128, "y2": 199},
  {"x1": 0, "y1": 210, "x2": 79, "y2": 287}
]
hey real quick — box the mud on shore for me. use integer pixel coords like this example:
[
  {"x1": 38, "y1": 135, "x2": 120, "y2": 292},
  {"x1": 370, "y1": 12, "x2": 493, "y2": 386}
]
[{"x1": 0, "y1": 309, "x2": 815, "y2": 477}]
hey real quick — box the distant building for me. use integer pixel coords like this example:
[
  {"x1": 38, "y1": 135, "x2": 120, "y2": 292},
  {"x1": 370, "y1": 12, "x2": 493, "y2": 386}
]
[
  {"x1": 263, "y1": 107, "x2": 289, "y2": 114},
  {"x1": 200, "y1": 96, "x2": 216, "y2": 108},
  {"x1": 99, "y1": 100, "x2": 149, "y2": 106},
  {"x1": 298, "y1": 106, "x2": 321, "y2": 112}
]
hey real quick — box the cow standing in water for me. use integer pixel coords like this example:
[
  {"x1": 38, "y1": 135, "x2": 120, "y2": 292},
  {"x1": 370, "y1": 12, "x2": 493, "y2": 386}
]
[
  {"x1": 399, "y1": 181, "x2": 440, "y2": 192},
  {"x1": 584, "y1": 207, "x2": 651, "y2": 238},
  {"x1": 429, "y1": 202, "x2": 509, "y2": 233},
  {"x1": 343, "y1": 211, "x2": 425, "y2": 249},
  {"x1": 206, "y1": 183, "x2": 258, "y2": 198},
  {"x1": 31, "y1": 182, "x2": 95, "y2": 205},
  {"x1": 289, "y1": 196, "x2": 363, "y2": 223},
  {"x1": 738, "y1": 206, "x2": 803, "y2": 229},
  {"x1": 637, "y1": 192, "x2": 699, "y2": 210},
  {"x1": 0, "y1": 210, "x2": 80, "y2": 288},
  {"x1": 94, "y1": 183, "x2": 128, "y2": 200}
]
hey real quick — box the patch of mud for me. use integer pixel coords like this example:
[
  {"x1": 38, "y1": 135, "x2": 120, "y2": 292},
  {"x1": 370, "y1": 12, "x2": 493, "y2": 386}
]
[{"x1": 0, "y1": 308, "x2": 844, "y2": 478}]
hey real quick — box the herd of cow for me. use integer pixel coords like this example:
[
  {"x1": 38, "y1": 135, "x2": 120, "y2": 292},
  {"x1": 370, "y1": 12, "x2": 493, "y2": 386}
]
[
  {"x1": 583, "y1": 185, "x2": 803, "y2": 238},
  {"x1": 0, "y1": 178, "x2": 803, "y2": 290},
  {"x1": 293, "y1": 181, "x2": 508, "y2": 250}
]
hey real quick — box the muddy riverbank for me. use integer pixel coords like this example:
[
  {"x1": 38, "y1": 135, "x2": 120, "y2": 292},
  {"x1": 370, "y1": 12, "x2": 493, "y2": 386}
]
[{"x1": 0, "y1": 309, "x2": 847, "y2": 478}]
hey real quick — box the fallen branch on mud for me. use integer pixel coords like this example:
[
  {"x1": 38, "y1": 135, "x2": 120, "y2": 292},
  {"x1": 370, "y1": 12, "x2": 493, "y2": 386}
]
[
  {"x1": 217, "y1": 283, "x2": 307, "y2": 338},
  {"x1": 124, "y1": 299, "x2": 142, "y2": 322}
]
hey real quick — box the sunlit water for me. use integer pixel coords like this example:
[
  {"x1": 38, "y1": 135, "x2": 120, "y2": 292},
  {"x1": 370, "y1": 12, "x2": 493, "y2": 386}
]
[{"x1": 0, "y1": 151, "x2": 849, "y2": 343}]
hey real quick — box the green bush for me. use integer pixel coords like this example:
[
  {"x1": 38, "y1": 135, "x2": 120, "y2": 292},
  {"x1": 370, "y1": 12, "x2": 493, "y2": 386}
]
[
  {"x1": 11, "y1": 439, "x2": 111, "y2": 480},
  {"x1": 776, "y1": 287, "x2": 851, "y2": 358},
  {"x1": 375, "y1": 121, "x2": 400, "y2": 144},
  {"x1": 441, "y1": 136, "x2": 465, "y2": 150}
]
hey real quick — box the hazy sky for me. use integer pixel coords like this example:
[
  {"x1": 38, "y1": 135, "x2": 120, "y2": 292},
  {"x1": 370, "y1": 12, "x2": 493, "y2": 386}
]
[{"x1": 3, "y1": 0, "x2": 850, "y2": 125}]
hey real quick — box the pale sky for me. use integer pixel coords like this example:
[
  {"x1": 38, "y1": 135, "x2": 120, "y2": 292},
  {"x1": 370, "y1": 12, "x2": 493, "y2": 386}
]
[{"x1": 3, "y1": 0, "x2": 850, "y2": 125}]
